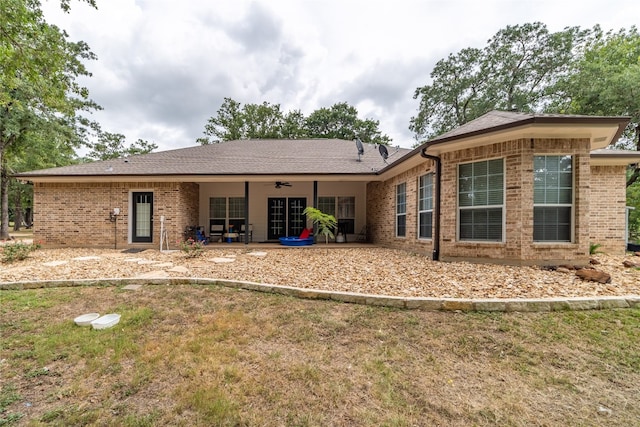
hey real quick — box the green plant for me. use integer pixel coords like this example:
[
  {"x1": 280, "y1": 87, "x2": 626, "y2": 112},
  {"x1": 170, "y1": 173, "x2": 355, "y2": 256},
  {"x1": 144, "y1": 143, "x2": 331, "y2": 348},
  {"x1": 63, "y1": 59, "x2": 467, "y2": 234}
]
[
  {"x1": 179, "y1": 238, "x2": 205, "y2": 258},
  {"x1": 0, "y1": 241, "x2": 40, "y2": 263},
  {"x1": 302, "y1": 207, "x2": 337, "y2": 244},
  {"x1": 589, "y1": 243, "x2": 603, "y2": 255}
]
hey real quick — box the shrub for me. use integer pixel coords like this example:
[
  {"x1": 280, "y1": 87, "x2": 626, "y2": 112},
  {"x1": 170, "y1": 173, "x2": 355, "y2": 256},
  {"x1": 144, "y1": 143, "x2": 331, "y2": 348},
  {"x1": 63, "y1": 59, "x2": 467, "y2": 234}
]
[
  {"x1": 590, "y1": 243, "x2": 603, "y2": 255},
  {"x1": 1, "y1": 241, "x2": 40, "y2": 263},
  {"x1": 179, "y1": 238, "x2": 205, "y2": 258}
]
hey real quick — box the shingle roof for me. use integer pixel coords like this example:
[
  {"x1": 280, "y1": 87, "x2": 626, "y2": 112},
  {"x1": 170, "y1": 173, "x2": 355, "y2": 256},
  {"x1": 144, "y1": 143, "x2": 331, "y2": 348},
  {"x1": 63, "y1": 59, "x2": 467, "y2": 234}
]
[
  {"x1": 428, "y1": 110, "x2": 629, "y2": 144},
  {"x1": 17, "y1": 139, "x2": 411, "y2": 178}
]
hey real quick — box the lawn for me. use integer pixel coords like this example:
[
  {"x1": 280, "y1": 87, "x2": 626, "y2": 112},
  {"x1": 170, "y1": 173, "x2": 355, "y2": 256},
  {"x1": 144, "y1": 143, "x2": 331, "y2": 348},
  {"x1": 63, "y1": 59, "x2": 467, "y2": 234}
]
[{"x1": 1, "y1": 284, "x2": 639, "y2": 426}]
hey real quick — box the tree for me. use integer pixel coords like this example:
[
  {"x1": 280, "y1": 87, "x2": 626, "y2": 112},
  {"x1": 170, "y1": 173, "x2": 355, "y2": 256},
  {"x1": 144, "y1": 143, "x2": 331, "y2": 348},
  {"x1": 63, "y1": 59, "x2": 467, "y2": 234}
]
[
  {"x1": 85, "y1": 130, "x2": 157, "y2": 161},
  {"x1": 305, "y1": 102, "x2": 391, "y2": 144},
  {"x1": 198, "y1": 99, "x2": 391, "y2": 145},
  {"x1": 0, "y1": 0, "x2": 98, "y2": 239},
  {"x1": 197, "y1": 98, "x2": 306, "y2": 144},
  {"x1": 551, "y1": 26, "x2": 640, "y2": 186},
  {"x1": 410, "y1": 22, "x2": 585, "y2": 141}
]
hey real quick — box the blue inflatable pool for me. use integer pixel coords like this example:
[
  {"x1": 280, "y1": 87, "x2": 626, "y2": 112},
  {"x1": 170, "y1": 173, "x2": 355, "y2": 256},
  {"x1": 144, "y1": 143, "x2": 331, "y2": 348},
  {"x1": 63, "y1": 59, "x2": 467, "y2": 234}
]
[{"x1": 279, "y1": 237, "x2": 315, "y2": 246}]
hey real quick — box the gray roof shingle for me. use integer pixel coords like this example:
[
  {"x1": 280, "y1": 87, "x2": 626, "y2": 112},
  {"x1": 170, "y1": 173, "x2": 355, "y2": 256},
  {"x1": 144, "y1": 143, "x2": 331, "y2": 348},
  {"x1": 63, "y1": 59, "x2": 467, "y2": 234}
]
[{"x1": 17, "y1": 139, "x2": 411, "y2": 178}]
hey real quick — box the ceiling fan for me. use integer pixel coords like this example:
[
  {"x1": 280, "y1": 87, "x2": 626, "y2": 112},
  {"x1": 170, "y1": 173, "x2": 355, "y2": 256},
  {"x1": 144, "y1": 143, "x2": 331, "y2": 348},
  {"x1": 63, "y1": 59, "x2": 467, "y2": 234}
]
[{"x1": 275, "y1": 181, "x2": 292, "y2": 188}]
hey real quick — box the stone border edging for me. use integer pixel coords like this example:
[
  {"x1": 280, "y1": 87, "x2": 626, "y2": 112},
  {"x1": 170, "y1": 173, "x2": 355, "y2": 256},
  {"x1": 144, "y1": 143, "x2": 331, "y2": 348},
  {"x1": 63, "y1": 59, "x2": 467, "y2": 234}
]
[{"x1": 1, "y1": 277, "x2": 639, "y2": 312}]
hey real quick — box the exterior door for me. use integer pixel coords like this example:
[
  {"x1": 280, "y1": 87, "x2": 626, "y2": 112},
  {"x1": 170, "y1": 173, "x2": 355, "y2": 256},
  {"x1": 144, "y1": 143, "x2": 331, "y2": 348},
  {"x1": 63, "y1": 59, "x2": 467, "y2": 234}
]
[
  {"x1": 267, "y1": 198, "x2": 286, "y2": 240},
  {"x1": 288, "y1": 197, "x2": 307, "y2": 237},
  {"x1": 132, "y1": 192, "x2": 153, "y2": 243},
  {"x1": 267, "y1": 197, "x2": 307, "y2": 240}
]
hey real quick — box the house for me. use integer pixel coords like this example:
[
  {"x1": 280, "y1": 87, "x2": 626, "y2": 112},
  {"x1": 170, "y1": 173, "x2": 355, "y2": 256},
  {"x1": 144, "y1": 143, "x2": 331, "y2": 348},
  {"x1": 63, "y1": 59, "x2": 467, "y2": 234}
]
[{"x1": 15, "y1": 110, "x2": 640, "y2": 265}]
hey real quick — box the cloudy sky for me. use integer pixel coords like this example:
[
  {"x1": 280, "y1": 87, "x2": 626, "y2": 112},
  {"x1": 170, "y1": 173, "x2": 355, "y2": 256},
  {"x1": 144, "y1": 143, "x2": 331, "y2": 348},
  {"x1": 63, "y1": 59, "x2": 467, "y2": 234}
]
[{"x1": 43, "y1": 0, "x2": 637, "y2": 151}]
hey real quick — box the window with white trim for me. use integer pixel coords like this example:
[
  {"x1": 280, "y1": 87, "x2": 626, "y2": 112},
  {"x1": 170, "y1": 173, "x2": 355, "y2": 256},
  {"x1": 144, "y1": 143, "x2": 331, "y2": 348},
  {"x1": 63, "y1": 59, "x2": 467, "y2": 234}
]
[
  {"x1": 458, "y1": 158, "x2": 504, "y2": 241},
  {"x1": 396, "y1": 182, "x2": 406, "y2": 237},
  {"x1": 533, "y1": 155, "x2": 573, "y2": 242},
  {"x1": 418, "y1": 173, "x2": 434, "y2": 239}
]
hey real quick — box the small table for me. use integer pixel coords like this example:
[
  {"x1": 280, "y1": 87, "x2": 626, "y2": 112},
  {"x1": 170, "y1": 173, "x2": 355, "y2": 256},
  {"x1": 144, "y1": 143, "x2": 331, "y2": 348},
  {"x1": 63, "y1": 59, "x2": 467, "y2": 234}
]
[{"x1": 223, "y1": 232, "x2": 239, "y2": 242}]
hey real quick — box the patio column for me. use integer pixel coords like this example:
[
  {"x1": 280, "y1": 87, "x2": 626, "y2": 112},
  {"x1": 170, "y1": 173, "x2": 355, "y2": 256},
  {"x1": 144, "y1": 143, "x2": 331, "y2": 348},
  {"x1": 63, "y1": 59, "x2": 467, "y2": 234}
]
[
  {"x1": 313, "y1": 181, "x2": 318, "y2": 208},
  {"x1": 244, "y1": 181, "x2": 249, "y2": 245}
]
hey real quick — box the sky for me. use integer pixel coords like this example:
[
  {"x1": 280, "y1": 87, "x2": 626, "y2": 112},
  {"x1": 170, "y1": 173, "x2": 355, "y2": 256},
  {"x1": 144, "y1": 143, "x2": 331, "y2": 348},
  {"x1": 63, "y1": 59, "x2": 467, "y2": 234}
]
[{"x1": 42, "y1": 0, "x2": 638, "y2": 151}]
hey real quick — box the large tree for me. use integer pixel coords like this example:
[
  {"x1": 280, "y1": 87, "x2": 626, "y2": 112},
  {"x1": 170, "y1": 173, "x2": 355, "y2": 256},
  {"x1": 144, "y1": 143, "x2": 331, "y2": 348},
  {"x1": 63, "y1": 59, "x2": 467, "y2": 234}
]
[
  {"x1": 198, "y1": 98, "x2": 391, "y2": 145},
  {"x1": 0, "y1": 0, "x2": 98, "y2": 239},
  {"x1": 410, "y1": 22, "x2": 585, "y2": 141},
  {"x1": 551, "y1": 26, "x2": 640, "y2": 185},
  {"x1": 84, "y1": 130, "x2": 157, "y2": 161},
  {"x1": 197, "y1": 98, "x2": 307, "y2": 144},
  {"x1": 304, "y1": 102, "x2": 391, "y2": 145}
]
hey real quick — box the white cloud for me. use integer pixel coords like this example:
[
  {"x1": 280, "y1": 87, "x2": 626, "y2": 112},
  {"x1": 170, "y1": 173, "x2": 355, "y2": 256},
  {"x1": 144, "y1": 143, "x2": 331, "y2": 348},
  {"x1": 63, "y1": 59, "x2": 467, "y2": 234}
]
[{"x1": 42, "y1": 0, "x2": 639, "y2": 150}]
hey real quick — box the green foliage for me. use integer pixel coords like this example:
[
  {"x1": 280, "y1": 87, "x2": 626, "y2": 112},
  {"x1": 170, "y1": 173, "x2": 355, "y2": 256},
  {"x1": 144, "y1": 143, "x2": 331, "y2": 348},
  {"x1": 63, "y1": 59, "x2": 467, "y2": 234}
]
[
  {"x1": 85, "y1": 131, "x2": 158, "y2": 161},
  {"x1": 0, "y1": 241, "x2": 40, "y2": 263},
  {"x1": 304, "y1": 102, "x2": 392, "y2": 145},
  {"x1": 302, "y1": 207, "x2": 337, "y2": 244},
  {"x1": 179, "y1": 238, "x2": 205, "y2": 258},
  {"x1": 589, "y1": 243, "x2": 603, "y2": 255},
  {"x1": 0, "y1": 0, "x2": 100, "y2": 239},
  {"x1": 627, "y1": 180, "x2": 640, "y2": 242},
  {"x1": 411, "y1": 22, "x2": 585, "y2": 141},
  {"x1": 198, "y1": 98, "x2": 392, "y2": 145}
]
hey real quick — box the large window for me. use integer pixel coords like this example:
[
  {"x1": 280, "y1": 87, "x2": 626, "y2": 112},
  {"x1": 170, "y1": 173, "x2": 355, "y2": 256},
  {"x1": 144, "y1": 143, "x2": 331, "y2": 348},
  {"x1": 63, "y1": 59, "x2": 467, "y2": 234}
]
[
  {"x1": 533, "y1": 155, "x2": 573, "y2": 242},
  {"x1": 318, "y1": 196, "x2": 356, "y2": 234},
  {"x1": 396, "y1": 183, "x2": 406, "y2": 237},
  {"x1": 458, "y1": 159, "x2": 504, "y2": 241},
  {"x1": 209, "y1": 197, "x2": 246, "y2": 231},
  {"x1": 418, "y1": 173, "x2": 434, "y2": 239}
]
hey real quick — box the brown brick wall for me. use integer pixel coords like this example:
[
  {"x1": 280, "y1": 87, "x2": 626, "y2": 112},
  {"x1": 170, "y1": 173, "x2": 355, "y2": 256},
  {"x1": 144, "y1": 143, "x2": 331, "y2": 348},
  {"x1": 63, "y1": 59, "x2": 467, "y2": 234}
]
[
  {"x1": 367, "y1": 138, "x2": 593, "y2": 265},
  {"x1": 589, "y1": 165, "x2": 627, "y2": 255},
  {"x1": 33, "y1": 182, "x2": 199, "y2": 248},
  {"x1": 366, "y1": 160, "x2": 437, "y2": 256}
]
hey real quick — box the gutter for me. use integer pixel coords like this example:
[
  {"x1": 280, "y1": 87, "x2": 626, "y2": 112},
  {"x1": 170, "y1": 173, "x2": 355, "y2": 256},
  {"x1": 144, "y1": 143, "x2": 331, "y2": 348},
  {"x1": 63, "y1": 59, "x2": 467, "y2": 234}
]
[{"x1": 420, "y1": 147, "x2": 441, "y2": 261}]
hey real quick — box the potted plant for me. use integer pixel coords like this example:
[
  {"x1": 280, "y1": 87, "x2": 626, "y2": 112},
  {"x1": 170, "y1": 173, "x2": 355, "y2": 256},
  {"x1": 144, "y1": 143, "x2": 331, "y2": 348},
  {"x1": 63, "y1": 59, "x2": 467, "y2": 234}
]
[{"x1": 303, "y1": 207, "x2": 337, "y2": 244}]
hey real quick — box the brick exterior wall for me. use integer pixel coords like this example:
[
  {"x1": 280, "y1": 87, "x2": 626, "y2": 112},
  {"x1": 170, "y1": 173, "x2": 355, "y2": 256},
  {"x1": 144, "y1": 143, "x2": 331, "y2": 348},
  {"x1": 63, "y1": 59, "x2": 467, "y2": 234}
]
[
  {"x1": 367, "y1": 138, "x2": 594, "y2": 265},
  {"x1": 589, "y1": 165, "x2": 628, "y2": 255},
  {"x1": 33, "y1": 182, "x2": 199, "y2": 248}
]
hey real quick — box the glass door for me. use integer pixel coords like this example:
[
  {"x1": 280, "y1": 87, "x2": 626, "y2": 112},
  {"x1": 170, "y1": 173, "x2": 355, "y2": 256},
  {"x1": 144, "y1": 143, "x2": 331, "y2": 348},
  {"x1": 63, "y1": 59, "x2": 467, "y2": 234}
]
[
  {"x1": 132, "y1": 192, "x2": 153, "y2": 243},
  {"x1": 288, "y1": 197, "x2": 307, "y2": 237},
  {"x1": 267, "y1": 198, "x2": 286, "y2": 240},
  {"x1": 267, "y1": 197, "x2": 307, "y2": 240}
]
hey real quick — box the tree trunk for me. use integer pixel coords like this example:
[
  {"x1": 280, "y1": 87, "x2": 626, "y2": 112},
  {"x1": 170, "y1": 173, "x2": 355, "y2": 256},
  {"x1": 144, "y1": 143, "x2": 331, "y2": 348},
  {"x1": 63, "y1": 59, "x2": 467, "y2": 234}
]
[
  {"x1": 13, "y1": 185, "x2": 23, "y2": 232},
  {"x1": 0, "y1": 157, "x2": 9, "y2": 240}
]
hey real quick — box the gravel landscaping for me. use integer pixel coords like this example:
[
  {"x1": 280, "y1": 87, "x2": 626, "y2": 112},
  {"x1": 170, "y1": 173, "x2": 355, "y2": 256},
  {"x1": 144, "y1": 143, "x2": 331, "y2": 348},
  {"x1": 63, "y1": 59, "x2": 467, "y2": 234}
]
[{"x1": 1, "y1": 246, "x2": 639, "y2": 299}]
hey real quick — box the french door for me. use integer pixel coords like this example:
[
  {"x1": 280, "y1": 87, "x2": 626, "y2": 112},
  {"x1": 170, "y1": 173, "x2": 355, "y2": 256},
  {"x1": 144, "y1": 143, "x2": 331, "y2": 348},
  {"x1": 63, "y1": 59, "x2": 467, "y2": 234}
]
[
  {"x1": 132, "y1": 192, "x2": 153, "y2": 243},
  {"x1": 267, "y1": 197, "x2": 306, "y2": 240}
]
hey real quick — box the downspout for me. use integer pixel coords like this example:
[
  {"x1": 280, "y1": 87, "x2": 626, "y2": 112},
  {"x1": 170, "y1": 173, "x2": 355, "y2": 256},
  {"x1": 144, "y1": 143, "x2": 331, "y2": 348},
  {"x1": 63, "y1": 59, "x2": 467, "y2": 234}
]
[{"x1": 420, "y1": 148, "x2": 441, "y2": 261}]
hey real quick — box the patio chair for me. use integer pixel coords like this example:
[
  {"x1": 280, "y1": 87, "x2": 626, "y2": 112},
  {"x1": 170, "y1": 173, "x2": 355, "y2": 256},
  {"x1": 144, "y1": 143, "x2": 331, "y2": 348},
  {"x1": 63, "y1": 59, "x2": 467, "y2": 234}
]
[
  {"x1": 238, "y1": 224, "x2": 253, "y2": 242},
  {"x1": 210, "y1": 224, "x2": 224, "y2": 243}
]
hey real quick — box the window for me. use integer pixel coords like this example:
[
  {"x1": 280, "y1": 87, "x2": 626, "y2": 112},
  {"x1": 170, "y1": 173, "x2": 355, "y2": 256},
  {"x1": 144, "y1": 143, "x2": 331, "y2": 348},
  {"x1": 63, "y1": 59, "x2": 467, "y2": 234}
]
[
  {"x1": 458, "y1": 159, "x2": 504, "y2": 241},
  {"x1": 209, "y1": 197, "x2": 246, "y2": 231},
  {"x1": 418, "y1": 173, "x2": 434, "y2": 239},
  {"x1": 318, "y1": 196, "x2": 356, "y2": 234},
  {"x1": 396, "y1": 183, "x2": 406, "y2": 237},
  {"x1": 533, "y1": 155, "x2": 573, "y2": 242}
]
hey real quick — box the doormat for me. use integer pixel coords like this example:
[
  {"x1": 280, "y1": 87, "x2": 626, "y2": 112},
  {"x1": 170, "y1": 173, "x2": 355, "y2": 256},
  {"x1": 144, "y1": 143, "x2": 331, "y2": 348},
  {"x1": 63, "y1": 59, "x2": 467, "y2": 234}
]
[{"x1": 121, "y1": 248, "x2": 145, "y2": 254}]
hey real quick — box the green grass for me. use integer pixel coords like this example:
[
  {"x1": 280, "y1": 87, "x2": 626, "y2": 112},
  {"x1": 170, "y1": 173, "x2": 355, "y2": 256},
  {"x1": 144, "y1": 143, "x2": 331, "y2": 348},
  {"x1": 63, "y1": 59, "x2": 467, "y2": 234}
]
[{"x1": 1, "y1": 285, "x2": 639, "y2": 426}]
